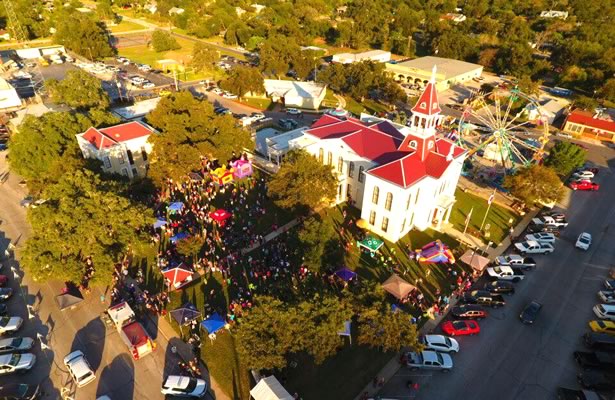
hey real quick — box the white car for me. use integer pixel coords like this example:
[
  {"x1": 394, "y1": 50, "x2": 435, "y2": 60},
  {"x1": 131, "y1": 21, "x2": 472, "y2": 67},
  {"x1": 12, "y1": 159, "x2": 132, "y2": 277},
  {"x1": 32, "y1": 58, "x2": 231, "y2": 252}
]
[
  {"x1": 0, "y1": 317, "x2": 23, "y2": 335},
  {"x1": 161, "y1": 375, "x2": 208, "y2": 398},
  {"x1": 286, "y1": 108, "x2": 301, "y2": 115},
  {"x1": 576, "y1": 232, "x2": 592, "y2": 250},
  {"x1": 419, "y1": 335, "x2": 459, "y2": 353},
  {"x1": 0, "y1": 337, "x2": 34, "y2": 354},
  {"x1": 142, "y1": 82, "x2": 155, "y2": 89},
  {"x1": 222, "y1": 92, "x2": 238, "y2": 99},
  {"x1": 212, "y1": 88, "x2": 224, "y2": 95},
  {"x1": 524, "y1": 233, "x2": 556, "y2": 244},
  {"x1": 138, "y1": 64, "x2": 152, "y2": 72},
  {"x1": 0, "y1": 353, "x2": 36, "y2": 375},
  {"x1": 514, "y1": 240, "x2": 554, "y2": 255},
  {"x1": 251, "y1": 112, "x2": 266, "y2": 121},
  {"x1": 572, "y1": 171, "x2": 595, "y2": 180},
  {"x1": 64, "y1": 350, "x2": 96, "y2": 387}
]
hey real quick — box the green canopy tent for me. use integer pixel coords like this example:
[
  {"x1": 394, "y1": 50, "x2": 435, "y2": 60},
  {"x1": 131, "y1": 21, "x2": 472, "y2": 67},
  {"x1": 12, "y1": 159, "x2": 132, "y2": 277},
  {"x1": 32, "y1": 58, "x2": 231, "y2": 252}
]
[{"x1": 357, "y1": 236, "x2": 384, "y2": 253}]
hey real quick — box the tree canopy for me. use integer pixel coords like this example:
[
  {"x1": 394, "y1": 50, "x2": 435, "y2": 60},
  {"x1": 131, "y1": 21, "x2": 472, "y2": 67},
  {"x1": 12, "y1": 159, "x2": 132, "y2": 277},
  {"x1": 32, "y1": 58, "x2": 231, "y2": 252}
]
[
  {"x1": 504, "y1": 164, "x2": 564, "y2": 205},
  {"x1": 267, "y1": 149, "x2": 337, "y2": 212},
  {"x1": 46, "y1": 70, "x2": 110, "y2": 110},
  {"x1": 298, "y1": 215, "x2": 340, "y2": 272},
  {"x1": 54, "y1": 12, "x2": 114, "y2": 59},
  {"x1": 146, "y1": 92, "x2": 252, "y2": 185},
  {"x1": 544, "y1": 141, "x2": 586, "y2": 176},
  {"x1": 22, "y1": 169, "x2": 153, "y2": 285},
  {"x1": 220, "y1": 66, "x2": 264, "y2": 98},
  {"x1": 151, "y1": 30, "x2": 181, "y2": 52},
  {"x1": 191, "y1": 43, "x2": 219, "y2": 72},
  {"x1": 357, "y1": 304, "x2": 422, "y2": 353}
]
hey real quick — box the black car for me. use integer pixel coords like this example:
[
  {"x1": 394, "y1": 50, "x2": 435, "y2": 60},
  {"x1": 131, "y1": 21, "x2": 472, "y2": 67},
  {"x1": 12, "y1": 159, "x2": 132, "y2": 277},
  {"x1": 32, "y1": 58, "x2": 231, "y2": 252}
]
[
  {"x1": 577, "y1": 370, "x2": 615, "y2": 391},
  {"x1": 450, "y1": 304, "x2": 487, "y2": 319},
  {"x1": 461, "y1": 290, "x2": 506, "y2": 308},
  {"x1": 557, "y1": 387, "x2": 602, "y2": 400},
  {"x1": 526, "y1": 224, "x2": 561, "y2": 236},
  {"x1": 584, "y1": 332, "x2": 615, "y2": 351},
  {"x1": 0, "y1": 288, "x2": 12, "y2": 302},
  {"x1": 0, "y1": 383, "x2": 41, "y2": 400},
  {"x1": 519, "y1": 301, "x2": 542, "y2": 324},
  {"x1": 0, "y1": 304, "x2": 6, "y2": 316},
  {"x1": 484, "y1": 280, "x2": 515, "y2": 295}
]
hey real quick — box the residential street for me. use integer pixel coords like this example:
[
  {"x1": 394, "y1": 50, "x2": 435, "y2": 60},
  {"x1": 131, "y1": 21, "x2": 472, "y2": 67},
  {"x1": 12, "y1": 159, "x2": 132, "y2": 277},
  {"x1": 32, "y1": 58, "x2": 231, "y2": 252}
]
[
  {"x1": 0, "y1": 153, "x2": 203, "y2": 400},
  {"x1": 378, "y1": 141, "x2": 615, "y2": 400}
]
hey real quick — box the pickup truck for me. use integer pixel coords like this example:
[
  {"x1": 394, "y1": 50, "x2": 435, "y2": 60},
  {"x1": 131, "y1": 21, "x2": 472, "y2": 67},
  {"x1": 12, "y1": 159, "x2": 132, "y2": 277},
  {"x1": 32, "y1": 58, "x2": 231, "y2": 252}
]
[
  {"x1": 461, "y1": 290, "x2": 506, "y2": 308},
  {"x1": 485, "y1": 266, "x2": 525, "y2": 282},
  {"x1": 574, "y1": 351, "x2": 615, "y2": 370},
  {"x1": 405, "y1": 350, "x2": 453, "y2": 372},
  {"x1": 532, "y1": 216, "x2": 568, "y2": 228},
  {"x1": 495, "y1": 255, "x2": 537, "y2": 271},
  {"x1": 515, "y1": 240, "x2": 555, "y2": 255}
]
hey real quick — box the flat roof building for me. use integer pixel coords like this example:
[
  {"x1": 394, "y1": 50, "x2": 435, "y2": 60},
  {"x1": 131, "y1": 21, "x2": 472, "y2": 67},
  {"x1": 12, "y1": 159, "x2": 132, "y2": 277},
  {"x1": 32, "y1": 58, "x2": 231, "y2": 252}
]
[
  {"x1": 332, "y1": 50, "x2": 391, "y2": 64},
  {"x1": 263, "y1": 79, "x2": 327, "y2": 110},
  {"x1": 386, "y1": 56, "x2": 483, "y2": 91}
]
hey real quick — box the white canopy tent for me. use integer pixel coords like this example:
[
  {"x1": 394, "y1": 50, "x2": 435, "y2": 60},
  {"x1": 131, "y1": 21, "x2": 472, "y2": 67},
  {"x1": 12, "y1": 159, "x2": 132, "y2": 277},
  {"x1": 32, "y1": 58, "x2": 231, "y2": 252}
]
[{"x1": 250, "y1": 376, "x2": 293, "y2": 400}]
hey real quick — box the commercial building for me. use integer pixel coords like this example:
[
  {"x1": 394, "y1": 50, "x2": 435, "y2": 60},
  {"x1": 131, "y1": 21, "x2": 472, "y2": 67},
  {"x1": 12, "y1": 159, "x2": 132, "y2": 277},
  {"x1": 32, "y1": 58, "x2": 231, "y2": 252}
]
[
  {"x1": 263, "y1": 79, "x2": 327, "y2": 110},
  {"x1": 331, "y1": 50, "x2": 391, "y2": 64},
  {"x1": 385, "y1": 56, "x2": 483, "y2": 91},
  {"x1": 562, "y1": 109, "x2": 615, "y2": 142},
  {"x1": 0, "y1": 77, "x2": 22, "y2": 112},
  {"x1": 76, "y1": 121, "x2": 155, "y2": 179}
]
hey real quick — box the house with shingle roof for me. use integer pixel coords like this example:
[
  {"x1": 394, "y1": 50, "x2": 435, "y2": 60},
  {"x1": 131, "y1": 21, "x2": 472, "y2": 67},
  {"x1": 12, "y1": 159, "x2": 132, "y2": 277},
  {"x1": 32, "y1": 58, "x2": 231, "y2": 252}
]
[{"x1": 75, "y1": 121, "x2": 155, "y2": 179}]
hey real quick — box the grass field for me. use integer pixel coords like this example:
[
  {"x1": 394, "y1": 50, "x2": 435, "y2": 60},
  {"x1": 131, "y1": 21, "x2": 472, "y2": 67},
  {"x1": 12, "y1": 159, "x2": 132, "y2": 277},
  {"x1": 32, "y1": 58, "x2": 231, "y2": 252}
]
[
  {"x1": 107, "y1": 20, "x2": 144, "y2": 33},
  {"x1": 237, "y1": 97, "x2": 273, "y2": 110}
]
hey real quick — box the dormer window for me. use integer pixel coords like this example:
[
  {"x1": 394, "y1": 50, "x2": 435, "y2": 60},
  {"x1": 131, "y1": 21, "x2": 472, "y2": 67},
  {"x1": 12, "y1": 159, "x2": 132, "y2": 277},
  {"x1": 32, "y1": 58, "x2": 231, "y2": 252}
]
[
  {"x1": 420, "y1": 102, "x2": 426, "y2": 109},
  {"x1": 432, "y1": 102, "x2": 438, "y2": 110},
  {"x1": 409, "y1": 140, "x2": 417, "y2": 149},
  {"x1": 427, "y1": 141, "x2": 434, "y2": 149}
]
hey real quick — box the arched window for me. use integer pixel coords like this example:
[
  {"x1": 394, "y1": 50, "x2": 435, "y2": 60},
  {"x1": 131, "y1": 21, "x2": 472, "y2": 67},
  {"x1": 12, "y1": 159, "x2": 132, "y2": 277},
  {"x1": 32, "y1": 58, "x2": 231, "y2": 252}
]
[
  {"x1": 385, "y1": 192, "x2": 393, "y2": 211},
  {"x1": 348, "y1": 162, "x2": 355, "y2": 178},
  {"x1": 327, "y1": 151, "x2": 333, "y2": 165},
  {"x1": 358, "y1": 166, "x2": 365, "y2": 183},
  {"x1": 381, "y1": 217, "x2": 389, "y2": 232},
  {"x1": 318, "y1": 148, "x2": 324, "y2": 163},
  {"x1": 372, "y1": 186, "x2": 380, "y2": 204},
  {"x1": 369, "y1": 210, "x2": 376, "y2": 225},
  {"x1": 338, "y1": 156, "x2": 343, "y2": 173}
]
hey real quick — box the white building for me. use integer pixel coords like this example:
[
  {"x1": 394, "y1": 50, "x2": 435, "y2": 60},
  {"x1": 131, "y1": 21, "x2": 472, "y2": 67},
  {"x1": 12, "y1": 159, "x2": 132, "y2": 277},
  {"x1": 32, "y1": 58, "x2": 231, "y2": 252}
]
[
  {"x1": 76, "y1": 121, "x2": 155, "y2": 179},
  {"x1": 294, "y1": 68, "x2": 467, "y2": 242},
  {"x1": 386, "y1": 56, "x2": 483, "y2": 91},
  {"x1": 331, "y1": 50, "x2": 392, "y2": 64},
  {"x1": 112, "y1": 98, "x2": 161, "y2": 121},
  {"x1": 0, "y1": 77, "x2": 22, "y2": 111},
  {"x1": 263, "y1": 79, "x2": 327, "y2": 110}
]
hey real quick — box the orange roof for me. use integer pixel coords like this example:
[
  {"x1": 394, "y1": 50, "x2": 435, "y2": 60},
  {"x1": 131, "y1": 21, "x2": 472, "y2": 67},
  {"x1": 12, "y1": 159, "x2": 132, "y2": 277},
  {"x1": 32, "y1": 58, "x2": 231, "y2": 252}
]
[{"x1": 566, "y1": 110, "x2": 615, "y2": 133}]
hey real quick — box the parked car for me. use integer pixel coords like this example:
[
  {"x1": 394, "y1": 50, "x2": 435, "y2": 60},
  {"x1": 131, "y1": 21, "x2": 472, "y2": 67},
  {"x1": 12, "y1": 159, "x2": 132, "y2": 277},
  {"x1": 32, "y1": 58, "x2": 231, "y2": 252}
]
[
  {"x1": 606, "y1": 280, "x2": 615, "y2": 290},
  {"x1": 142, "y1": 82, "x2": 155, "y2": 89},
  {"x1": 576, "y1": 233, "x2": 593, "y2": 250},
  {"x1": 442, "y1": 320, "x2": 480, "y2": 336},
  {"x1": 572, "y1": 170, "x2": 595, "y2": 180},
  {"x1": 485, "y1": 266, "x2": 525, "y2": 282},
  {"x1": 0, "y1": 288, "x2": 13, "y2": 301},
  {"x1": 574, "y1": 350, "x2": 615, "y2": 370},
  {"x1": 0, "y1": 337, "x2": 35, "y2": 354},
  {"x1": 524, "y1": 233, "x2": 556, "y2": 244},
  {"x1": 556, "y1": 387, "x2": 602, "y2": 400},
  {"x1": 526, "y1": 224, "x2": 561, "y2": 236},
  {"x1": 570, "y1": 180, "x2": 600, "y2": 191},
  {"x1": 593, "y1": 304, "x2": 615, "y2": 321},
  {"x1": 419, "y1": 335, "x2": 459, "y2": 353},
  {"x1": 483, "y1": 280, "x2": 515, "y2": 295},
  {"x1": 286, "y1": 108, "x2": 302, "y2": 115},
  {"x1": 0, "y1": 383, "x2": 41, "y2": 400},
  {"x1": 0, "y1": 304, "x2": 7, "y2": 316},
  {"x1": 589, "y1": 320, "x2": 615, "y2": 336},
  {"x1": 577, "y1": 370, "x2": 615, "y2": 391},
  {"x1": 451, "y1": 304, "x2": 487, "y2": 320},
  {"x1": 495, "y1": 255, "x2": 537, "y2": 270},
  {"x1": 64, "y1": 350, "x2": 96, "y2": 387},
  {"x1": 531, "y1": 216, "x2": 568, "y2": 228},
  {"x1": 250, "y1": 112, "x2": 266, "y2": 121},
  {"x1": 222, "y1": 92, "x2": 238, "y2": 99},
  {"x1": 519, "y1": 301, "x2": 542, "y2": 324},
  {"x1": 461, "y1": 290, "x2": 506, "y2": 308},
  {"x1": 0, "y1": 317, "x2": 23, "y2": 335},
  {"x1": 405, "y1": 350, "x2": 453, "y2": 371},
  {"x1": 0, "y1": 275, "x2": 8, "y2": 287},
  {"x1": 514, "y1": 240, "x2": 554, "y2": 255},
  {"x1": 598, "y1": 290, "x2": 615, "y2": 304},
  {"x1": 584, "y1": 332, "x2": 615, "y2": 351},
  {"x1": 0, "y1": 353, "x2": 36, "y2": 375},
  {"x1": 161, "y1": 375, "x2": 208, "y2": 398}
]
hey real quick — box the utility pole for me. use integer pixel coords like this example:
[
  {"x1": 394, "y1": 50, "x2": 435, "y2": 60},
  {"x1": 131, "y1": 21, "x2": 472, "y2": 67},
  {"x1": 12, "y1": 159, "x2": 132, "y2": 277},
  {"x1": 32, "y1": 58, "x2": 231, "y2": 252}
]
[{"x1": 480, "y1": 189, "x2": 496, "y2": 231}]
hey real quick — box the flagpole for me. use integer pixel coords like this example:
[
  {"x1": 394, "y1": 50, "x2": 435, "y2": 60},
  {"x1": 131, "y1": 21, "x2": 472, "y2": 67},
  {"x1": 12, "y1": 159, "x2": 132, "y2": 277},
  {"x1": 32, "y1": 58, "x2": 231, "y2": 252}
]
[
  {"x1": 463, "y1": 207, "x2": 473, "y2": 235},
  {"x1": 480, "y1": 189, "x2": 496, "y2": 231}
]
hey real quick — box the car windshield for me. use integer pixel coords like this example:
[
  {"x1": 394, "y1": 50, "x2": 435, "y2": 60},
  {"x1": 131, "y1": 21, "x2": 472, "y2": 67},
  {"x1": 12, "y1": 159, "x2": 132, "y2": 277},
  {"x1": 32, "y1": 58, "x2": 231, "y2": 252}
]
[
  {"x1": 78, "y1": 371, "x2": 93, "y2": 382},
  {"x1": 0, "y1": 317, "x2": 8, "y2": 326},
  {"x1": 452, "y1": 321, "x2": 465, "y2": 329},
  {"x1": 9, "y1": 354, "x2": 20, "y2": 366},
  {"x1": 597, "y1": 321, "x2": 606, "y2": 328},
  {"x1": 436, "y1": 352, "x2": 444, "y2": 365},
  {"x1": 444, "y1": 337, "x2": 452, "y2": 346},
  {"x1": 185, "y1": 378, "x2": 198, "y2": 392},
  {"x1": 10, "y1": 338, "x2": 22, "y2": 347}
]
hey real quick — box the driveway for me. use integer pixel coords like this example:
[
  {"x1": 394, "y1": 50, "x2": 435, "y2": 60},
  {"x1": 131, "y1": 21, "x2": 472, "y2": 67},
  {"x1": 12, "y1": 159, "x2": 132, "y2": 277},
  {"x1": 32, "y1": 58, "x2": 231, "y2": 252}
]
[{"x1": 378, "y1": 142, "x2": 615, "y2": 400}]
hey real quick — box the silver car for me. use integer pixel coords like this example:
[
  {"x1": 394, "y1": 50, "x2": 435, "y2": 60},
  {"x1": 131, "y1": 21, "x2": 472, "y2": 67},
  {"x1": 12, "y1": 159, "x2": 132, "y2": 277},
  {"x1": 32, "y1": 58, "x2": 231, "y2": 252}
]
[
  {"x1": 0, "y1": 337, "x2": 34, "y2": 354},
  {"x1": 420, "y1": 334, "x2": 460, "y2": 353},
  {"x1": 0, "y1": 317, "x2": 23, "y2": 335},
  {"x1": 0, "y1": 353, "x2": 36, "y2": 375}
]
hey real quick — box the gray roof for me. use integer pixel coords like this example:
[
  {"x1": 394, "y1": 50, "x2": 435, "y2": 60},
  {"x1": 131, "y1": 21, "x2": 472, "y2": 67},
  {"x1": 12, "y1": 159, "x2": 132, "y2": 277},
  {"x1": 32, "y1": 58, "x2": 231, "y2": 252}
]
[{"x1": 393, "y1": 56, "x2": 483, "y2": 79}]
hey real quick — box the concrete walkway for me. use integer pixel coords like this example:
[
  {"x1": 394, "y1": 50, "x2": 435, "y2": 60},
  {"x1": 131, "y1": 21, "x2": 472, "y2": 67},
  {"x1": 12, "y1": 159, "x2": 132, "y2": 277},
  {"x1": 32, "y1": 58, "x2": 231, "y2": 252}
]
[
  {"x1": 354, "y1": 207, "x2": 542, "y2": 400},
  {"x1": 241, "y1": 218, "x2": 301, "y2": 255}
]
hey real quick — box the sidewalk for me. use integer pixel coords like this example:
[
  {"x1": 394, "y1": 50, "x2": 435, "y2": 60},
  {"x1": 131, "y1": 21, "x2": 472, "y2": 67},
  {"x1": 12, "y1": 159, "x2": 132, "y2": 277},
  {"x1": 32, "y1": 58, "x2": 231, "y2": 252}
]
[
  {"x1": 241, "y1": 218, "x2": 300, "y2": 254},
  {"x1": 354, "y1": 207, "x2": 542, "y2": 400}
]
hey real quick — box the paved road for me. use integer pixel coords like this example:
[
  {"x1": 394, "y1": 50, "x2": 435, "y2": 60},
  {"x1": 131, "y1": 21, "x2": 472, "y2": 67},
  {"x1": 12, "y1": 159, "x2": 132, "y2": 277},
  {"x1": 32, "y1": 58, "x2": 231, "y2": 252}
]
[
  {"x1": 379, "y1": 142, "x2": 615, "y2": 400},
  {"x1": 0, "y1": 153, "x2": 190, "y2": 400}
]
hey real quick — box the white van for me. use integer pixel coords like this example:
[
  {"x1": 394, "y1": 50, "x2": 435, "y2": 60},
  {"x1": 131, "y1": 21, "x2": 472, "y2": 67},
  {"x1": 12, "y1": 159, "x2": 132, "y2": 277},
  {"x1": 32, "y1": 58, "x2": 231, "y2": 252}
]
[{"x1": 593, "y1": 304, "x2": 615, "y2": 321}]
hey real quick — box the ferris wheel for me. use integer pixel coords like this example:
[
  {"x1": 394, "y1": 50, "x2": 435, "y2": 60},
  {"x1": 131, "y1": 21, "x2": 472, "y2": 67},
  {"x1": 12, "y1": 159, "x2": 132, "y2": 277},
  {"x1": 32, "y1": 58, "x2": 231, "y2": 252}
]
[{"x1": 455, "y1": 87, "x2": 550, "y2": 169}]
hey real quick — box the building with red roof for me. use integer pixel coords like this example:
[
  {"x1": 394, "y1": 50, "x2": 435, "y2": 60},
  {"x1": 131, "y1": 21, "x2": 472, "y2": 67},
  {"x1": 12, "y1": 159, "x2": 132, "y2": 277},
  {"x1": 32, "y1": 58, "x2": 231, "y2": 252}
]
[
  {"x1": 76, "y1": 121, "x2": 155, "y2": 179},
  {"x1": 562, "y1": 109, "x2": 615, "y2": 142},
  {"x1": 297, "y1": 67, "x2": 466, "y2": 242}
]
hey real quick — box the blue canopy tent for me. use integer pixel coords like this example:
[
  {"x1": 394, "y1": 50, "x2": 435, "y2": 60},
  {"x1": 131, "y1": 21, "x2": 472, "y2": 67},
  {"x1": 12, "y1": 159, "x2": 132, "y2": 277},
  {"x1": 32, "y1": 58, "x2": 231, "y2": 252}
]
[
  {"x1": 201, "y1": 313, "x2": 226, "y2": 335},
  {"x1": 170, "y1": 302, "x2": 201, "y2": 325},
  {"x1": 335, "y1": 267, "x2": 357, "y2": 282},
  {"x1": 170, "y1": 232, "x2": 189, "y2": 244},
  {"x1": 153, "y1": 219, "x2": 167, "y2": 229},
  {"x1": 168, "y1": 202, "x2": 185, "y2": 212}
]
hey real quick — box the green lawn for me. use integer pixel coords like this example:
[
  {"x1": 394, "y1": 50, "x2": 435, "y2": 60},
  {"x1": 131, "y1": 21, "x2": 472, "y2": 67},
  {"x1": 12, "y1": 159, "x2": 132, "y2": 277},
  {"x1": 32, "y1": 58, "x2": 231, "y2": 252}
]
[
  {"x1": 237, "y1": 97, "x2": 273, "y2": 110},
  {"x1": 344, "y1": 96, "x2": 366, "y2": 116},
  {"x1": 107, "y1": 20, "x2": 144, "y2": 33},
  {"x1": 449, "y1": 189, "x2": 521, "y2": 243}
]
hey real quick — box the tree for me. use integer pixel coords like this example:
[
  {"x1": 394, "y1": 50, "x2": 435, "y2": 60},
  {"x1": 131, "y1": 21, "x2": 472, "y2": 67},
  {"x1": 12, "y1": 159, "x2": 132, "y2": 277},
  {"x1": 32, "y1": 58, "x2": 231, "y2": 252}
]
[
  {"x1": 267, "y1": 149, "x2": 337, "y2": 212},
  {"x1": 298, "y1": 215, "x2": 337, "y2": 272},
  {"x1": 22, "y1": 169, "x2": 153, "y2": 285},
  {"x1": 8, "y1": 112, "x2": 94, "y2": 193},
  {"x1": 176, "y1": 235, "x2": 206, "y2": 266},
  {"x1": 46, "y1": 70, "x2": 110, "y2": 110},
  {"x1": 219, "y1": 66, "x2": 264, "y2": 98},
  {"x1": 146, "y1": 92, "x2": 252, "y2": 185},
  {"x1": 357, "y1": 304, "x2": 422, "y2": 353},
  {"x1": 54, "y1": 13, "x2": 114, "y2": 59},
  {"x1": 573, "y1": 95, "x2": 599, "y2": 111},
  {"x1": 599, "y1": 79, "x2": 615, "y2": 102},
  {"x1": 503, "y1": 165, "x2": 564, "y2": 205},
  {"x1": 544, "y1": 141, "x2": 586, "y2": 176},
  {"x1": 516, "y1": 75, "x2": 541, "y2": 96},
  {"x1": 191, "y1": 43, "x2": 219, "y2": 72},
  {"x1": 258, "y1": 35, "x2": 300, "y2": 78},
  {"x1": 151, "y1": 30, "x2": 181, "y2": 52},
  {"x1": 96, "y1": 0, "x2": 118, "y2": 22}
]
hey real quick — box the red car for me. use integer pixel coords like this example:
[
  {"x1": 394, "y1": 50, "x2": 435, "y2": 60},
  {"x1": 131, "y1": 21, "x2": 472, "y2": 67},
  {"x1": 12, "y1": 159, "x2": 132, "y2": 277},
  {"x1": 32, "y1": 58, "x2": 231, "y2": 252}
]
[
  {"x1": 0, "y1": 275, "x2": 7, "y2": 287},
  {"x1": 570, "y1": 180, "x2": 600, "y2": 191},
  {"x1": 442, "y1": 320, "x2": 480, "y2": 336}
]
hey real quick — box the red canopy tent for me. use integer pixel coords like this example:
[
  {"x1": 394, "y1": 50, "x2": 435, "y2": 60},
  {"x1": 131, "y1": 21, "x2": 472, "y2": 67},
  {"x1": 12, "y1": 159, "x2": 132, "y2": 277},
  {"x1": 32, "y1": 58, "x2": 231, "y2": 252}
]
[
  {"x1": 162, "y1": 264, "x2": 196, "y2": 291},
  {"x1": 209, "y1": 209, "x2": 232, "y2": 226}
]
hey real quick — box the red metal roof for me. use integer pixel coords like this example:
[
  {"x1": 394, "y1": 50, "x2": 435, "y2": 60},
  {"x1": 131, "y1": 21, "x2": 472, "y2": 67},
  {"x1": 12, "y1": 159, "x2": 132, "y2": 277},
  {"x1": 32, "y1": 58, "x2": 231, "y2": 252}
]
[
  {"x1": 368, "y1": 151, "x2": 453, "y2": 187},
  {"x1": 566, "y1": 110, "x2": 615, "y2": 133},
  {"x1": 81, "y1": 127, "x2": 117, "y2": 150},
  {"x1": 411, "y1": 81, "x2": 441, "y2": 116},
  {"x1": 80, "y1": 122, "x2": 153, "y2": 150}
]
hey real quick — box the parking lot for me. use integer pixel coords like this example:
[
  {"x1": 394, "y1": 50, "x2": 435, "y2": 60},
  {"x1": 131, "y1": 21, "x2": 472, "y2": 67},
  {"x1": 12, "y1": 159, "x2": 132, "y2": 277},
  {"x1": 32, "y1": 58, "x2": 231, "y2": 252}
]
[{"x1": 379, "y1": 143, "x2": 615, "y2": 400}]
